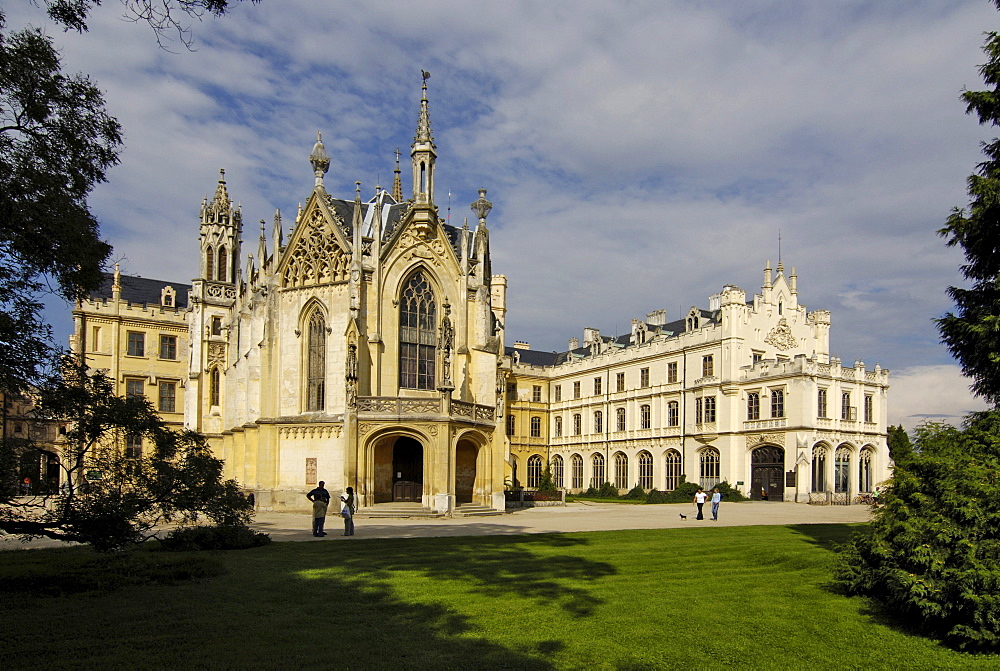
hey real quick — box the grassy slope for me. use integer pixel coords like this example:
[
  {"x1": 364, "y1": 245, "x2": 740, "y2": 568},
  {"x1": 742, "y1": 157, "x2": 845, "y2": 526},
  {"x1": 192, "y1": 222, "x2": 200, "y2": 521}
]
[{"x1": 1, "y1": 524, "x2": 997, "y2": 669}]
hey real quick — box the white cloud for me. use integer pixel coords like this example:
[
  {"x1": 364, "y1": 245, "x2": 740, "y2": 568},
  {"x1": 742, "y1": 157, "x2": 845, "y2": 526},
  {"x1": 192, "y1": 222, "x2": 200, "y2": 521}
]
[{"x1": 887, "y1": 364, "x2": 989, "y2": 432}]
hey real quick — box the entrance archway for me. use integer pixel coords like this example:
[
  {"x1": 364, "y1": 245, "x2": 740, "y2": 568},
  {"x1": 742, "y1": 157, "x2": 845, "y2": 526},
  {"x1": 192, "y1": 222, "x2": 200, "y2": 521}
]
[
  {"x1": 750, "y1": 445, "x2": 785, "y2": 501},
  {"x1": 391, "y1": 437, "x2": 423, "y2": 502},
  {"x1": 455, "y1": 439, "x2": 479, "y2": 504}
]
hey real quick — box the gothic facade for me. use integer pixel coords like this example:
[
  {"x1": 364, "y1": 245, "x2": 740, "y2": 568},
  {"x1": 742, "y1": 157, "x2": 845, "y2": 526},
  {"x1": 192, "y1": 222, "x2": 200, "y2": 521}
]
[{"x1": 74, "y1": 78, "x2": 509, "y2": 513}]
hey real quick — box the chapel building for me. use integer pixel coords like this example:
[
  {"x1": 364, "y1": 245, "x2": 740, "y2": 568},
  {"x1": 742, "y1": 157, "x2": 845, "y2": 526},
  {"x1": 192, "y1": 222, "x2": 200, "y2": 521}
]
[
  {"x1": 504, "y1": 264, "x2": 891, "y2": 502},
  {"x1": 73, "y1": 77, "x2": 510, "y2": 513}
]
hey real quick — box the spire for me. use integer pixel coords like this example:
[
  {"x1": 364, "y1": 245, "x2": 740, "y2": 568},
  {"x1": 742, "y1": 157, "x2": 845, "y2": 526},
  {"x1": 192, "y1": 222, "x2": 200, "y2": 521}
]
[
  {"x1": 210, "y1": 169, "x2": 229, "y2": 208},
  {"x1": 392, "y1": 147, "x2": 403, "y2": 202},
  {"x1": 272, "y1": 209, "x2": 283, "y2": 251},
  {"x1": 310, "y1": 131, "x2": 330, "y2": 189},
  {"x1": 415, "y1": 70, "x2": 434, "y2": 144},
  {"x1": 258, "y1": 220, "x2": 267, "y2": 268},
  {"x1": 411, "y1": 70, "x2": 437, "y2": 205}
]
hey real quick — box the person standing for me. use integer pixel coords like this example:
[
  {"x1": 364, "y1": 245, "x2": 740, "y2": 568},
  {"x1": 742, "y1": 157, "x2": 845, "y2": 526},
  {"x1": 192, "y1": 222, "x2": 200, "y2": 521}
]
[
  {"x1": 306, "y1": 481, "x2": 331, "y2": 537},
  {"x1": 711, "y1": 487, "x2": 722, "y2": 521},
  {"x1": 694, "y1": 487, "x2": 708, "y2": 520},
  {"x1": 340, "y1": 486, "x2": 357, "y2": 536}
]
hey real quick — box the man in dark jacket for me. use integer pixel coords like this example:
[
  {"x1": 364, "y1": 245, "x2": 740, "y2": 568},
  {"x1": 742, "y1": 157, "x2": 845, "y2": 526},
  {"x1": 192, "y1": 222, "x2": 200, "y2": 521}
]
[{"x1": 306, "y1": 481, "x2": 331, "y2": 537}]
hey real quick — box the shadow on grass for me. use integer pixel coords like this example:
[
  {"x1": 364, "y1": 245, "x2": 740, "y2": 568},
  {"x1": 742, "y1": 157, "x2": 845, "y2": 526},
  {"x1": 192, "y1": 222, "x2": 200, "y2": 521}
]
[{"x1": 785, "y1": 523, "x2": 860, "y2": 551}]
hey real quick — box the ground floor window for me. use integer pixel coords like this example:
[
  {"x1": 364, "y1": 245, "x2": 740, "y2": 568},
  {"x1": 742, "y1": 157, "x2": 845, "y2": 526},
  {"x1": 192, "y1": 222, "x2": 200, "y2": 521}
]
[
  {"x1": 571, "y1": 454, "x2": 583, "y2": 489},
  {"x1": 858, "y1": 448, "x2": 874, "y2": 493},
  {"x1": 527, "y1": 454, "x2": 542, "y2": 488},
  {"x1": 699, "y1": 448, "x2": 720, "y2": 489},
  {"x1": 614, "y1": 452, "x2": 629, "y2": 489},
  {"x1": 664, "y1": 449, "x2": 682, "y2": 491},
  {"x1": 638, "y1": 451, "x2": 652, "y2": 489},
  {"x1": 834, "y1": 446, "x2": 851, "y2": 493},
  {"x1": 552, "y1": 455, "x2": 564, "y2": 489},
  {"x1": 591, "y1": 453, "x2": 605, "y2": 488}
]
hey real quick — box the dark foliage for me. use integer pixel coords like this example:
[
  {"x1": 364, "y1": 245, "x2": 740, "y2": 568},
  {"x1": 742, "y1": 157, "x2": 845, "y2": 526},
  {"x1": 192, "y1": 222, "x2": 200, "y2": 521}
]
[
  {"x1": 938, "y1": 1, "x2": 1000, "y2": 405},
  {"x1": 160, "y1": 524, "x2": 271, "y2": 551},
  {"x1": 836, "y1": 412, "x2": 1000, "y2": 651},
  {"x1": 623, "y1": 484, "x2": 646, "y2": 500},
  {"x1": 887, "y1": 424, "x2": 912, "y2": 461}
]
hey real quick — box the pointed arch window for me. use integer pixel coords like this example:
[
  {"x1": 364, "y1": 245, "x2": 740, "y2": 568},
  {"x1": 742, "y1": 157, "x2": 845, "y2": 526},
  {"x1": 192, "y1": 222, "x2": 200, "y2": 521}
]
[
  {"x1": 209, "y1": 367, "x2": 221, "y2": 407},
  {"x1": 205, "y1": 245, "x2": 215, "y2": 282},
  {"x1": 664, "y1": 449, "x2": 682, "y2": 491},
  {"x1": 217, "y1": 246, "x2": 228, "y2": 282},
  {"x1": 307, "y1": 309, "x2": 326, "y2": 411},
  {"x1": 591, "y1": 453, "x2": 605, "y2": 488},
  {"x1": 399, "y1": 270, "x2": 436, "y2": 390}
]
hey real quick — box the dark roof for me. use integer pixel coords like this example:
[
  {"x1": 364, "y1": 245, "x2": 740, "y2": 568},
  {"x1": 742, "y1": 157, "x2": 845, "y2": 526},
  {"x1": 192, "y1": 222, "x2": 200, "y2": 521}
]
[
  {"x1": 89, "y1": 273, "x2": 191, "y2": 309},
  {"x1": 505, "y1": 347, "x2": 560, "y2": 367}
]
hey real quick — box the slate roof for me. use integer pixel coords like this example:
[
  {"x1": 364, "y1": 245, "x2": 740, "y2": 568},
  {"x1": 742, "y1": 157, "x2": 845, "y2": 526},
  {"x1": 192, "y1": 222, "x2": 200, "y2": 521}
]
[{"x1": 89, "y1": 273, "x2": 191, "y2": 309}]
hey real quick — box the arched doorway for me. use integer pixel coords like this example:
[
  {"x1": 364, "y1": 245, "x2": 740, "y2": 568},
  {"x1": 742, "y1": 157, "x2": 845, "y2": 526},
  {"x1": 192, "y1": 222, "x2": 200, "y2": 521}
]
[
  {"x1": 750, "y1": 445, "x2": 785, "y2": 501},
  {"x1": 392, "y1": 437, "x2": 423, "y2": 502},
  {"x1": 455, "y1": 439, "x2": 479, "y2": 504},
  {"x1": 19, "y1": 449, "x2": 60, "y2": 495}
]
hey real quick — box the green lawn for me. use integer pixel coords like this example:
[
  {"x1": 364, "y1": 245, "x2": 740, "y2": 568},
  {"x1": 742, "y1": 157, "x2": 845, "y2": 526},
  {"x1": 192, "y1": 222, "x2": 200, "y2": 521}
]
[{"x1": 2, "y1": 525, "x2": 997, "y2": 669}]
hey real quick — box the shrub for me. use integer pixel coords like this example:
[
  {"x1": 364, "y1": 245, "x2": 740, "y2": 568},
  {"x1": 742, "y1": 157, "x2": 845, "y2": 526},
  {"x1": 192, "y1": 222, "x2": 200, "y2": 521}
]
[
  {"x1": 596, "y1": 482, "x2": 620, "y2": 499},
  {"x1": 160, "y1": 524, "x2": 271, "y2": 552},
  {"x1": 835, "y1": 412, "x2": 1000, "y2": 651},
  {"x1": 582, "y1": 486, "x2": 600, "y2": 498},
  {"x1": 623, "y1": 484, "x2": 645, "y2": 500},
  {"x1": 714, "y1": 481, "x2": 748, "y2": 502},
  {"x1": 645, "y1": 488, "x2": 670, "y2": 504}
]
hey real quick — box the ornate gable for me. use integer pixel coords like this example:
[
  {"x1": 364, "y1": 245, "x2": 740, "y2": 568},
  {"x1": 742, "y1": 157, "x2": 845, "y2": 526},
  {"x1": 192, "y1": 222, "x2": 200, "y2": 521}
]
[{"x1": 279, "y1": 198, "x2": 352, "y2": 288}]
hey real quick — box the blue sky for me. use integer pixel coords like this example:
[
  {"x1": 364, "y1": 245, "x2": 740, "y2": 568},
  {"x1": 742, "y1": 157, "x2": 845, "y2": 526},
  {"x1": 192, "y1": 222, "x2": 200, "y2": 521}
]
[{"x1": 8, "y1": 0, "x2": 997, "y2": 427}]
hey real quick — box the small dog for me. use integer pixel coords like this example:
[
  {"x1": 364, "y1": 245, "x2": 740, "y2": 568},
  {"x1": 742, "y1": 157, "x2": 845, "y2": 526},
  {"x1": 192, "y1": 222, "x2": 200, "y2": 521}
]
[{"x1": 678, "y1": 513, "x2": 687, "y2": 519}]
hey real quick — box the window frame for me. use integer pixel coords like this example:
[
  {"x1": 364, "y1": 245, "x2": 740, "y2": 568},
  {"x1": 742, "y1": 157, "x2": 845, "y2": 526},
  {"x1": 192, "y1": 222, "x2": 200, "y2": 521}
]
[{"x1": 126, "y1": 331, "x2": 145, "y2": 357}]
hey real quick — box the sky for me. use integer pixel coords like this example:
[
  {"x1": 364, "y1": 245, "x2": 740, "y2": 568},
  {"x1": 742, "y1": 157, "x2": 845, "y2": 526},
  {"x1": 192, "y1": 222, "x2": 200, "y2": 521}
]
[{"x1": 7, "y1": 0, "x2": 998, "y2": 429}]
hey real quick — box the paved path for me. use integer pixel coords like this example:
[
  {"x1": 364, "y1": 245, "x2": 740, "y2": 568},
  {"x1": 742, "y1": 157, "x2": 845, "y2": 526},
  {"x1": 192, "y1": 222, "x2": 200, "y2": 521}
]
[
  {"x1": 255, "y1": 501, "x2": 872, "y2": 542},
  {"x1": 0, "y1": 501, "x2": 872, "y2": 550}
]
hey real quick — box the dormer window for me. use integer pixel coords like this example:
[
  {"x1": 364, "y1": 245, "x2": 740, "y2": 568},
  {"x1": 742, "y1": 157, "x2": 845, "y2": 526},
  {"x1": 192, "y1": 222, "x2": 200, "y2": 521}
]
[{"x1": 161, "y1": 286, "x2": 176, "y2": 307}]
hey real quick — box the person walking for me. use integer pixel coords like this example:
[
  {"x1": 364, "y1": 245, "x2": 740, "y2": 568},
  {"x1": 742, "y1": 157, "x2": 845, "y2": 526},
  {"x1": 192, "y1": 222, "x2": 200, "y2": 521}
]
[
  {"x1": 306, "y1": 481, "x2": 331, "y2": 537},
  {"x1": 710, "y1": 487, "x2": 722, "y2": 521},
  {"x1": 340, "y1": 486, "x2": 357, "y2": 536},
  {"x1": 694, "y1": 487, "x2": 707, "y2": 520}
]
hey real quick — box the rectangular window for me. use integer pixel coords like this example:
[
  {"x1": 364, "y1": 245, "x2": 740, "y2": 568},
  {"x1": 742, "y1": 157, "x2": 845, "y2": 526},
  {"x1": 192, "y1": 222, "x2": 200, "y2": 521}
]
[
  {"x1": 667, "y1": 362, "x2": 678, "y2": 384},
  {"x1": 695, "y1": 397, "x2": 703, "y2": 424},
  {"x1": 554, "y1": 385, "x2": 562, "y2": 402},
  {"x1": 640, "y1": 404, "x2": 651, "y2": 429},
  {"x1": 573, "y1": 414, "x2": 581, "y2": 435},
  {"x1": 864, "y1": 394, "x2": 873, "y2": 423},
  {"x1": 506, "y1": 414, "x2": 515, "y2": 436},
  {"x1": 126, "y1": 331, "x2": 145, "y2": 357},
  {"x1": 125, "y1": 434, "x2": 142, "y2": 460},
  {"x1": 640, "y1": 367, "x2": 650, "y2": 387},
  {"x1": 530, "y1": 416, "x2": 541, "y2": 437},
  {"x1": 593, "y1": 377, "x2": 602, "y2": 396},
  {"x1": 818, "y1": 389, "x2": 828, "y2": 418},
  {"x1": 159, "y1": 335, "x2": 177, "y2": 360},
  {"x1": 126, "y1": 379, "x2": 144, "y2": 398},
  {"x1": 667, "y1": 401, "x2": 679, "y2": 427},
  {"x1": 91, "y1": 326, "x2": 102, "y2": 352},
  {"x1": 702, "y1": 355, "x2": 714, "y2": 378},
  {"x1": 747, "y1": 392, "x2": 760, "y2": 420},
  {"x1": 507, "y1": 382, "x2": 517, "y2": 398},
  {"x1": 573, "y1": 381, "x2": 581, "y2": 399},
  {"x1": 752, "y1": 351, "x2": 763, "y2": 365},
  {"x1": 704, "y1": 396, "x2": 716, "y2": 423},
  {"x1": 771, "y1": 389, "x2": 784, "y2": 418},
  {"x1": 594, "y1": 411, "x2": 603, "y2": 433},
  {"x1": 554, "y1": 416, "x2": 562, "y2": 437},
  {"x1": 616, "y1": 407, "x2": 626, "y2": 431},
  {"x1": 211, "y1": 316, "x2": 222, "y2": 336},
  {"x1": 532, "y1": 385, "x2": 541, "y2": 403},
  {"x1": 158, "y1": 381, "x2": 176, "y2": 413},
  {"x1": 616, "y1": 372, "x2": 625, "y2": 392},
  {"x1": 842, "y1": 392, "x2": 853, "y2": 420}
]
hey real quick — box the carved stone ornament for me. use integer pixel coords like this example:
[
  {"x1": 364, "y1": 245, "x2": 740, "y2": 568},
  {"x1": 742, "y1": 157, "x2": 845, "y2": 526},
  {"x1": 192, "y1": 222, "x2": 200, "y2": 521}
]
[
  {"x1": 207, "y1": 343, "x2": 226, "y2": 367},
  {"x1": 399, "y1": 228, "x2": 447, "y2": 262},
  {"x1": 747, "y1": 432, "x2": 784, "y2": 447},
  {"x1": 359, "y1": 423, "x2": 374, "y2": 435},
  {"x1": 764, "y1": 317, "x2": 797, "y2": 351},
  {"x1": 281, "y1": 208, "x2": 349, "y2": 288}
]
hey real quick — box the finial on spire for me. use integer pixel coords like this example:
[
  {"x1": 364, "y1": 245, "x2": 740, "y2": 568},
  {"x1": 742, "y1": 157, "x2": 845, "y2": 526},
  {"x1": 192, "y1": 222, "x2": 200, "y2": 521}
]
[
  {"x1": 471, "y1": 188, "x2": 493, "y2": 223},
  {"x1": 310, "y1": 131, "x2": 331, "y2": 188},
  {"x1": 392, "y1": 147, "x2": 403, "y2": 202},
  {"x1": 415, "y1": 71, "x2": 433, "y2": 144},
  {"x1": 355, "y1": 181, "x2": 362, "y2": 199}
]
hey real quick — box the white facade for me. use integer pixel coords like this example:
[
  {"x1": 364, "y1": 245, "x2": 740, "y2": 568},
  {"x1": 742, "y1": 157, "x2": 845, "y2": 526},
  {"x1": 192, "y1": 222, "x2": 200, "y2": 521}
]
[{"x1": 506, "y1": 263, "x2": 890, "y2": 502}]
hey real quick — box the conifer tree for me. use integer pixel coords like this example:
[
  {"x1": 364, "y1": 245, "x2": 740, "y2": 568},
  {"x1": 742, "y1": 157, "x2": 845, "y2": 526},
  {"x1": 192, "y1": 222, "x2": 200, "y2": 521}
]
[{"x1": 939, "y1": 0, "x2": 1000, "y2": 405}]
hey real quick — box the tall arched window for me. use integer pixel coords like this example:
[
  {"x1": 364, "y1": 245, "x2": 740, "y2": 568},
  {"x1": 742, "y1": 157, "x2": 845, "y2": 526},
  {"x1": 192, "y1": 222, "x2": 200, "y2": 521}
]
[
  {"x1": 812, "y1": 445, "x2": 828, "y2": 491},
  {"x1": 306, "y1": 308, "x2": 326, "y2": 411},
  {"x1": 640, "y1": 404, "x2": 651, "y2": 429},
  {"x1": 554, "y1": 416, "x2": 563, "y2": 437},
  {"x1": 399, "y1": 270, "x2": 436, "y2": 389},
  {"x1": 593, "y1": 410, "x2": 603, "y2": 433},
  {"x1": 571, "y1": 454, "x2": 583, "y2": 489},
  {"x1": 858, "y1": 447, "x2": 874, "y2": 493},
  {"x1": 527, "y1": 454, "x2": 542, "y2": 488},
  {"x1": 835, "y1": 446, "x2": 851, "y2": 493},
  {"x1": 667, "y1": 401, "x2": 679, "y2": 427},
  {"x1": 205, "y1": 245, "x2": 215, "y2": 280},
  {"x1": 664, "y1": 449, "x2": 682, "y2": 491},
  {"x1": 638, "y1": 451, "x2": 653, "y2": 489},
  {"x1": 591, "y1": 453, "x2": 605, "y2": 488},
  {"x1": 209, "y1": 367, "x2": 221, "y2": 407},
  {"x1": 699, "y1": 448, "x2": 720, "y2": 489},
  {"x1": 573, "y1": 413, "x2": 582, "y2": 435},
  {"x1": 217, "y1": 245, "x2": 228, "y2": 282},
  {"x1": 552, "y1": 455, "x2": 564, "y2": 489},
  {"x1": 616, "y1": 407, "x2": 626, "y2": 431},
  {"x1": 614, "y1": 452, "x2": 629, "y2": 489}
]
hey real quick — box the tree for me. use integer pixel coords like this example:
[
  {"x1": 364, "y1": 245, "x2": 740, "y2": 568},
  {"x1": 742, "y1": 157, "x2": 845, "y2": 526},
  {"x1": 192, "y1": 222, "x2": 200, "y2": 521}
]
[
  {"x1": 939, "y1": 0, "x2": 1000, "y2": 405},
  {"x1": 0, "y1": 11, "x2": 120, "y2": 395},
  {"x1": 0, "y1": 360, "x2": 252, "y2": 552},
  {"x1": 887, "y1": 423, "x2": 912, "y2": 462},
  {"x1": 836, "y1": 413, "x2": 1000, "y2": 650}
]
